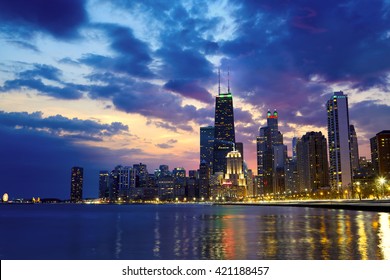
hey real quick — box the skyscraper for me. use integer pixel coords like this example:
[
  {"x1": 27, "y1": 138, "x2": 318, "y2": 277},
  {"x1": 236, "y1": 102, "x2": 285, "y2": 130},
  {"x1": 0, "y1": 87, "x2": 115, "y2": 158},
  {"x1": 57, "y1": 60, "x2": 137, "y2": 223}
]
[
  {"x1": 370, "y1": 130, "x2": 390, "y2": 178},
  {"x1": 200, "y1": 126, "x2": 214, "y2": 168},
  {"x1": 213, "y1": 76, "x2": 235, "y2": 174},
  {"x1": 327, "y1": 91, "x2": 352, "y2": 193},
  {"x1": 350, "y1": 125, "x2": 360, "y2": 174},
  {"x1": 99, "y1": 170, "x2": 109, "y2": 200},
  {"x1": 296, "y1": 132, "x2": 329, "y2": 193},
  {"x1": 256, "y1": 110, "x2": 284, "y2": 195},
  {"x1": 133, "y1": 163, "x2": 148, "y2": 188},
  {"x1": 70, "y1": 166, "x2": 83, "y2": 202}
]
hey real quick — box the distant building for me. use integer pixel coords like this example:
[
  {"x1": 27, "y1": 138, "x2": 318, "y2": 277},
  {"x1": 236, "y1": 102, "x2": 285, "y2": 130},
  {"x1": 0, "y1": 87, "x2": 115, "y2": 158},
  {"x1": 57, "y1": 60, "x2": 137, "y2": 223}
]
[
  {"x1": 350, "y1": 125, "x2": 360, "y2": 174},
  {"x1": 133, "y1": 163, "x2": 148, "y2": 188},
  {"x1": 98, "y1": 170, "x2": 110, "y2": 199},
  {"x1": 172, "y1": 167, "x2": 186, "y2": 199},
  {"x1": 200, "y1": 126, "x2": 214, "y2": 169},
  {"x1": 296, "y1": 132, "x2": 329, "y2": 193},
  {"x1": 370, "y1": 130, "x2": 390, "y2": 178},
  {"x1": 272, "y1": 144, "x2": 287, "y2": 195},
  {"x1": 199, "y1": 161, "x2": 211, "y2": 198},
  {"x1": 256, "y1": 110, "x2": 284, "y2": 195},
  {"x1": 285, "y1": 157, "x2": 298, "y2": 194},
  {"x1": 70, "y1": 167, "x2": 83, "y2": 202},
  {"x1": 327, "y1": 92, "x2": 352, "y2": 193}
]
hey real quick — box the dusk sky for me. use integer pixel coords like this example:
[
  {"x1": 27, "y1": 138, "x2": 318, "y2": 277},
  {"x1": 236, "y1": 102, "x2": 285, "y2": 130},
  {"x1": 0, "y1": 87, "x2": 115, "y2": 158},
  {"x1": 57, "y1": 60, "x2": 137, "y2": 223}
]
[{"x1": 1, "y1": 0, "x2": 389, "y2": 199}]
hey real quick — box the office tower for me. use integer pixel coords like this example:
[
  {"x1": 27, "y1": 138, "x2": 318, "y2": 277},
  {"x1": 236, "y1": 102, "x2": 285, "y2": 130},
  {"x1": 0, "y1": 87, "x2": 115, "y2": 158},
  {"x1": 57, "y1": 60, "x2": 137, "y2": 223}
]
[
  {"x1": 327, "y1": 91, "x2": 352, "y2": 192},
  {"x1": 370, "y1": 130, "x2": 390, "y2": 178},
  {"x1": 350, "y1": 125, "x2": 360, "y2": 174},
  {"x1": 296, "y1": 132, "x2": 329, "y2": 193},
  {"x1": 157, "y1": 175, "x2": 174, "y2": 200},
  {"x1": 200, "y1": 126, "x2": 214, "y2": 169},
  {"x1": 118, "y1": 166, "x2": 133, "y2": 200},
  {"x1": 109, "y1": 166, "x2": 120, "y2": 201},
  {"x1": 292, "y1": 137, "x2": 298, "y2": 161},
  {"x1": 133, "y1": 163, "x2": 148, "y2": 188},
  {"x1": 213, "y1": 74, "x2": 235, "y2": 174},
  {"x1": 99, "y1": 170, "x2": 110, "y2": 199},
  {"x1": 70, "y1": 166, "x2": 83, "y2": 202},
  {"x1": 256, "y1": 109, "x2": 284, "y2": 195},
  {"x1": 172, "y1": 167, "x2": 186, "y2": 178},
  {"x1": 155, "y1": 164, "x2": 170, "y2": 179},
  {"x1": 189, "y1": 170, "x2": 198, "y2": 179},
  {"x1": 172, "y1": 167, "x2": 186, "y2": 198},
  {"x1": 198, "y1": 161, "x2": 210, "y2": 198},
  {"x1": 246, "y1": 169, "x2": 254, "y2": 197},
  {"x1": 273, "y1": 144, "x2": 287, "y2": 195},
  {"x1": 285, "y1": 157, "x2": 298, "y2": 193}
]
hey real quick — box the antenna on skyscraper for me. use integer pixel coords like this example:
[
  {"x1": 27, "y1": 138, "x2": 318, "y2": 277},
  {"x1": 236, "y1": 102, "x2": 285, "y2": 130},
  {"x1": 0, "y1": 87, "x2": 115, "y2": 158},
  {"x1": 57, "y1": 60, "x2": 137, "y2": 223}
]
[
  {"x1": 218, "y1": 68, "x2": 221, "y2": 96},
  {"x1": 227, "y1": 67, "x2": 230, "y2": 93}
]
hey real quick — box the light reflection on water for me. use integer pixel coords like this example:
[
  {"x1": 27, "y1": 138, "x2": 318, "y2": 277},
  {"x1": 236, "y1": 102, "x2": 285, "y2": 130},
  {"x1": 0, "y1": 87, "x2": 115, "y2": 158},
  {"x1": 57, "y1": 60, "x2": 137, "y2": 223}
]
[{"x1": 0, "y1": 204, "x2": 389, "y2": 260}]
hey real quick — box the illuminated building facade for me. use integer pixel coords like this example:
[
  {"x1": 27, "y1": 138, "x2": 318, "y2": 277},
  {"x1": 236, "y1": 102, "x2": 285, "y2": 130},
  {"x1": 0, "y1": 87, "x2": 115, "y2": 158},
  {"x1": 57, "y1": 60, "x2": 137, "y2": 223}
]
[
  {"x1": 371, "y1": 130, "x2": 390, "y2": 178},
  {"x1": 327, "y1": 91, "x2": 352, "y2": 192},
  {"x1": 70, "y1": 166, "x2": 83, "y2": 202},
  {"x1": 223, "y1": 148, "x2": 246, "y2": 198}
]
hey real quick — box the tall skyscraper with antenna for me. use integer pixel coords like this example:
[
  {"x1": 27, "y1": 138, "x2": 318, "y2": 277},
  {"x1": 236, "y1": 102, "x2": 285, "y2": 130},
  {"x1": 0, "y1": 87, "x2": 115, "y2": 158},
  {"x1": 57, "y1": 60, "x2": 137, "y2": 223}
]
[{"x1": 213, "y1": 69, "x2": 236, "y2": 174}]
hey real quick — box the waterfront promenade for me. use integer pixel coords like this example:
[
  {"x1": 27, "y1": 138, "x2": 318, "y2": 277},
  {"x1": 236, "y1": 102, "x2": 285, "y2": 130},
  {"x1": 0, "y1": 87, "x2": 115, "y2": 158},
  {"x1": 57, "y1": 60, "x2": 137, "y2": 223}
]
[{"x1": 219, "y1": 199, "x2": 390, "y2": 212}]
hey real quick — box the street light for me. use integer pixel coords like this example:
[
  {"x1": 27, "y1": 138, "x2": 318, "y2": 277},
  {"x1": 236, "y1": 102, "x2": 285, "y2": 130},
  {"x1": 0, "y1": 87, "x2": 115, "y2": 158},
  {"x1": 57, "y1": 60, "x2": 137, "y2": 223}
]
[
  {"x1": 356, "y1": 181, "x2": 361, "y2": 200},
  {"x1": 378, "y1": 177, "x2": 386, "y2": 199}
]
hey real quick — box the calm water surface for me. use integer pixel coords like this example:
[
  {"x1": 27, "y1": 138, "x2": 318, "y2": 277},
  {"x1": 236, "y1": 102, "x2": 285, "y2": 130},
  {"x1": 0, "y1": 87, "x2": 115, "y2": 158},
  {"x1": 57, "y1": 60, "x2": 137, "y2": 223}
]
[{"x1": 0, "y1": 204, "x2": 389, "y2": 260}]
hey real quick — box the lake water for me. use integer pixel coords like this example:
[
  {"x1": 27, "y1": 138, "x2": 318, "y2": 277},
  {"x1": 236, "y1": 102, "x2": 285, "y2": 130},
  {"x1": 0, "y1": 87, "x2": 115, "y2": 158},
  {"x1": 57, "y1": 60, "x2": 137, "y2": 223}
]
[{"x1": 0, "y1": 204, "x2": 389, "y2": 260}]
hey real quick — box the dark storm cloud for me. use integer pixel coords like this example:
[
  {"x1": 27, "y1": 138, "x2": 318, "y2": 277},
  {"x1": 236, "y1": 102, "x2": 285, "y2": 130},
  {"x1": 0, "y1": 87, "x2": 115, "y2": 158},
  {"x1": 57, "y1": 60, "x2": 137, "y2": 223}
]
[
  {"x1": 349, "y1": 101, "x2": 390, "y2": 143},
  {"x1": 0, "y1": 0, "x2": 88, "y2": 39},
  {"x1": 224, "y1": 0, "x2": 390, "y2": 97},
  {"x1": 164, "y1": 79, "x2": 213, "y2": 103},
  {"x1": 85, "y1": 75, "x2": 214, "y2": 129},
  {"x1": 155, "y1": 139, "x2": 178, "y2": 149},
  {"x1": 18, "y1": 64, "x2": 62, "y2": 81},
  {"x1": 156, "y1": 48, "x2": 215, "y2": 80},
  {"x1": 0, "y1": 111, "x2": 129, "y2": 140},
  {"x1": 0, "y1": 78, "x2": 83, "y2": 99},
  {"x1": 80, "y1": 24, "x2": 154, "y2": 78}
]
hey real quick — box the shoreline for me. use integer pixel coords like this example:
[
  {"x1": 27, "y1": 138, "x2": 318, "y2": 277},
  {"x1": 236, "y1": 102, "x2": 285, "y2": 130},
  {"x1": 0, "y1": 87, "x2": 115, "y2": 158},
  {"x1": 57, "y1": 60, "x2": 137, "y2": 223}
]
[
  {"x1": 216, "y1": 200, "x2": 390, "y2": 213},
  {"x1": 2, "y1": 199, "x2": 390, "y2": 213}
]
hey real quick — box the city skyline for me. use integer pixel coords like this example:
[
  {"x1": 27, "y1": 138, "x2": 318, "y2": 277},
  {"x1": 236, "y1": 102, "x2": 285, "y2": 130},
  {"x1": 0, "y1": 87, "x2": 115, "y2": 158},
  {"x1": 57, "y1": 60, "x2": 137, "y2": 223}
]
[{"x1": 1, "y1": 0, "x2": 390, "y2": 199}]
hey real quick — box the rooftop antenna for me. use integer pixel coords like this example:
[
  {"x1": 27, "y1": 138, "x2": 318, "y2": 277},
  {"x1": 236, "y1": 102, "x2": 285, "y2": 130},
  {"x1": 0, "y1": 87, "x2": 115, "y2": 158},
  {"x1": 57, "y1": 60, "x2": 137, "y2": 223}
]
[
  {"x1": 227, "y1": 67, "x2": 230, "y2": 93},
  {"x1": 218, "y1": 68, "x2": 221, "y2": 96}
]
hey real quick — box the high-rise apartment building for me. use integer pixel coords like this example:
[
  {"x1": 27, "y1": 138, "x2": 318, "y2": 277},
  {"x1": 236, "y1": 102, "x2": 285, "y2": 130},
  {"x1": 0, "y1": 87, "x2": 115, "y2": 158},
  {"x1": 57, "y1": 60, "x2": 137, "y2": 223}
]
[
  {"x1": 70, "y1": 166, "x2": 83, "y2": 202},
  {"x1": 296, "y1": 132, "x2": 329, "y2": 193},
  {"x1": 326, "y1": 91, "x2": 352, "y2": 192},
  {"x1": 370, "y1": 130, "x2": 390, "y2": 178}
]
